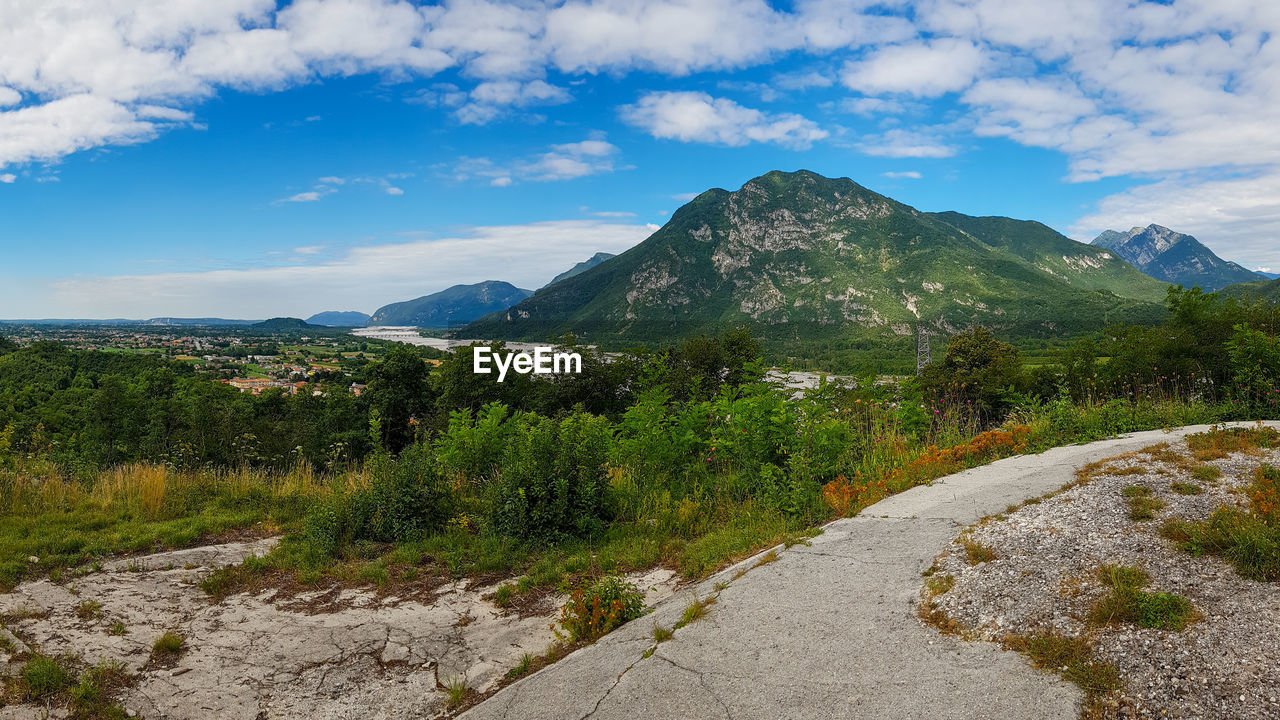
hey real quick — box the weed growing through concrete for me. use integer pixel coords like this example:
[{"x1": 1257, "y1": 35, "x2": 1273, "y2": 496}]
[
  {"x1": 653, "y1": 624, "x2": 673, "y2": 643},
  {"x1": 152, "y1": 631, "x2": 184, "y2": 658},
  {"x1": 445, "y1": 677, "x2": 471, "y2": 710},
  {"x1": 753, "y1": 549, "x2": 779, "y2": 568},
  {"x1": 674, "y1": 594, "x2": 715, "y2": 630},
  {"x1": 556, "y1": 576, "x2": 645, "y2": 643},
  {"x1": 74, "y1": 600, "x2": 101, "y2": 620}
]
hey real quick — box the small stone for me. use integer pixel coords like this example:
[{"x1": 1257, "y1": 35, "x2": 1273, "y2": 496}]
[
  {"x1": 27, "y1": 556, "x2": 38, "y2": 564},
  {"x1": 171, "y1": 667, "x2": 191, "y2": 677}
]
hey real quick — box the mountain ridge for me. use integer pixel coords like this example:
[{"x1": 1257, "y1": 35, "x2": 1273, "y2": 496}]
[
  {"x1": 463, "y1": 169, "x2": 1168, "y2": 344},
  {"x1": 368, "y1": 280, "x2": 532, "y2": 328}
]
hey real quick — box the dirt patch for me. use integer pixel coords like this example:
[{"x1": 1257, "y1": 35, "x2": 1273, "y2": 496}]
[{"x1": 921, "y1": 434, "x2": 1280, "y2": 719}]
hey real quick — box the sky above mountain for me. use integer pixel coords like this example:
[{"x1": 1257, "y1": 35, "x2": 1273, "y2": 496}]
[{"x1": 2, "y1": 0, "x2": 1278, "y2": 318}]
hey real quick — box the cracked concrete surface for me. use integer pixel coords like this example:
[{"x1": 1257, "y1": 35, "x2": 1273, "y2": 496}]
[
  {"x1": 0, "y1": 537, "x2": 680, "y2": 719},
  {"x1": 462, "y1": 425, "x2": 1266, "y2": 720}
]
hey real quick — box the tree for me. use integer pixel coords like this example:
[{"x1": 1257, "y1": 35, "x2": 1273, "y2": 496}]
[
  {"x1": 920, "y1": 326, "x2": 1024, "y2": 425},
  {"x1": 366, "y1": 344, "x2": 434, "y2": 453}
]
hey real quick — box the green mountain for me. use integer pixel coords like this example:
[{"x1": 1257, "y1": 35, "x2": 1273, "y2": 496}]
[
  {"x1": 306, "y1": 311, "x2": 370, "y2": 327},
  {"x1": 1092, "y1": 225, "x2": 1265, "y2": 291},
  {"x1": 547, "y1": 252, "x2": 616, "y2": 287},
  {"x1": 1221, "y1": 277, "x2": 1280, "y2": 302},
  {"x1": 251, "y1": 317, "x2": 323, "y2": 331},
  {"x1": 369, "y1": 281, "x2": 533, "y2": 328},
  {"x1": 463, "y1": 170, "x2": 1168, "y2": 345}
]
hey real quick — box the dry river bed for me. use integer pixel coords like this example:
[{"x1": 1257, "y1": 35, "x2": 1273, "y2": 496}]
[
  {"x1": 924, "y1": 433, "x2": 1280, "y2": 719},
  {"x1": 0, "y1": 540, "x2": 678, "y2": 719}
]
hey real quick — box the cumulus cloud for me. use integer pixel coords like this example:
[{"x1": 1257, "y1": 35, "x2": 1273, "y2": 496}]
[
  {"x1": 454, "y1": 79, "x2": 572, "y2": 124},
  {"x1": 385, "y1": 186, "x2": 404, "y2": 195},
  {"x1": 857, "y1": 129, "x2": 956, "y2": 158},
  {"x1": 841, "y1": 39, "x2": 987, "y2": 97},
  {"x1": 0, "y1": 173, "x2": 14, "y2": 183},
  {"x1": 46, "y1": 220, "x2": 657, "y2": 317},
  {"x1": 620, "y1": 91, "x2": 828, "y2": 149},
  {"x1": 451, "y1": 135, "x2": 621, "y2": 185}
]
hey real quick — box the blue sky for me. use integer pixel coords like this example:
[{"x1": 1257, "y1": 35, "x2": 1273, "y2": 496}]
[{"x1": 1, "y1": 0, "x2": 1278, "y2": 318}]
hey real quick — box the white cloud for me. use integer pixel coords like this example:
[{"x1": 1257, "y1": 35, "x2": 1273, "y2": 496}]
[
  {"x1": 620, "y1": 91, "x2": 828, "y2": 149},
  {"x1": 0, "y1": 173, "x2": 14, "y2": 183},
  {"x1": 385, "y1": 186, "x2": 404, "y2": 195},
  {"x1": 841, "y1": 39, "x2": 987, "y2": 97},
  {"x1": 0, "y1": 88, "x2": 20, "y2": 107},
  {"x1": 454, "y1": 79, "x2": 572, "y2": 125},
  {"x1": 858, "y1": 129, "x2": 956, "y2": 158},
  {"x1": 836, "y1": 97, "x2": 911, "y2": 116},
  {"x1": 293, "y1": 245, "x2": 325, "y2": 254},
  {"x1": 317, "y1": 176, "x2": 345, "y2": 185},
  {"x1": 771, "y1": 69, "x2": 833, "y2": 91},
  {"x1": 278, "y1": 191, "x2": 326, "y2": 203},
  {"x1": 451, "y1": 135, "x2": 620, "y2": 184},
  {"x1": 883, "y1": 171, "x2": 921, "y2": 179},
  {"x1": 671, "y1": 192, "x2": 699, "y2": 201},
  {"x1": 46, "y1": 220, "x2": 657, "y2": 318}
]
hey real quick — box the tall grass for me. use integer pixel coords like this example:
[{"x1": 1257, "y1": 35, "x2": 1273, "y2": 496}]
[{"x1": 0, "y1": 461, "x2": 325, "y2": 589}]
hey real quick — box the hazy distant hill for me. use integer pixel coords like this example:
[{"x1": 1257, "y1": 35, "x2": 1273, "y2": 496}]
[
  {"x1": 250, "y1": 317, "x2": 323, "y2": 331},
  {"x1": 1092, "y1": 225, "x2": 1265, "y2": 291},
  {"x1": 143, "y1": 318, "x2": 258, "y2": 326},
  {"x1": 546, "y1": 252, "x2": 616, "y2": 287},
  {"x1": 368, "y1": 281, "x2": 533, "y2": 328},
  {"x1": 464, "y1": 170, "x2": 1167, "y2": 344},
  {"x1": 306, "y1": 311, "x2": 370, "y2": 326}
]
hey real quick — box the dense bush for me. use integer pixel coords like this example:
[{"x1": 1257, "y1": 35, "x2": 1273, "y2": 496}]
[
  {"x1": 305, "y1": 445, "x2": 451, "y2": 555},
  {"x1": 490, "y1": 412, "x2": 614, "y2": 540}
]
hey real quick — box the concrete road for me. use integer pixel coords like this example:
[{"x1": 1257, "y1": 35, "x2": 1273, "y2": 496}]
[{"x1": 462, "y1": 424, "x2": 1270, "y2": 720}]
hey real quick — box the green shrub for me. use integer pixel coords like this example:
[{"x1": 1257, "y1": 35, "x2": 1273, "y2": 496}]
[
  {"x1": 557, "y1": 575, "x2": 645, "y2": 642},
  {"x1": 491, "y1": 412, "x2": 613, "y2": 541},
  {"x1": 434, "y1": 403, "x2": 516, "y2": 486},
  {"x1": 305, "y1": 444, "x2": 451, "y2": 555},
  {"x1": 22, "y1": 654, "x2": 72, "y2": 699}
]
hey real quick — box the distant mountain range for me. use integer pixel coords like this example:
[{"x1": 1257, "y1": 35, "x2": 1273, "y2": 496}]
[
  {"x1": 1092, "y1": 225, "x2": 1265, "y2": 292},
  {"x1": 546, "y1": 252, "x2": 616, "y2": 287},
  {"x1": 367, "y1": 280, "x2": 533, "y2": 328},
  {"x1": 306, "y1": 311, "x2": 370, "y2": 327},
  {"x1": 464, "y1": 170, "x2": 1168, "y2": 343}
]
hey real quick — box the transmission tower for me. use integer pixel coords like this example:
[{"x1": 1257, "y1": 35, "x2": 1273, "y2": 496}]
[{"x1": 916, "y1": 325, "x2": 932, "y2": 376}]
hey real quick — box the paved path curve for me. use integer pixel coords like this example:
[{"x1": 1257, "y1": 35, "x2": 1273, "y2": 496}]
[{"x1": 461, "y1": 424, "x2": 1269, "y2": 720}]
